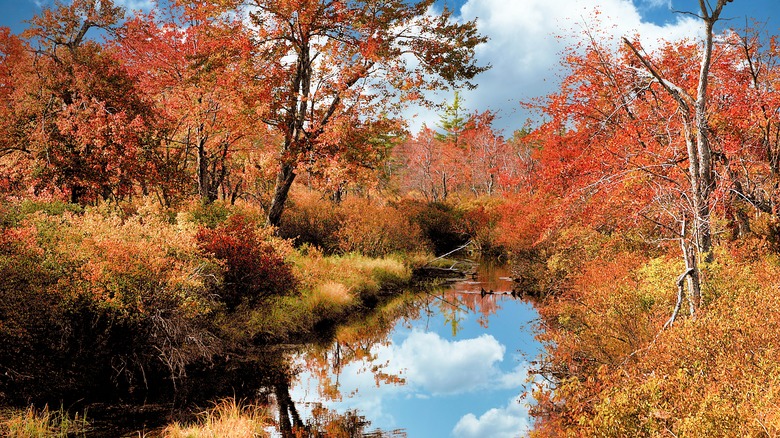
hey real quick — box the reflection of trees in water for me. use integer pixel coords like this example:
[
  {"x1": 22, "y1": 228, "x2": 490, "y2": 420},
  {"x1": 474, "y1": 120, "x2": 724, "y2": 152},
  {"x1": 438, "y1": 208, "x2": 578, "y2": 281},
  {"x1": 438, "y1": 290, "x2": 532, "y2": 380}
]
[
  {"x1": 276, "y1": 262, "x2": 521, "y2": 436},
  {"x1": 295, "y1": 262, "x2": 521, "y2": 397},
  {"x1": 298, "y1": 292, "x2": 429, "y2": 399},
  {"x1": 270, "y1": 292, "x2": 429, "y2": 437},
  {"x1": 275, "y1": 374, "x2": 405, "y2": 437},
  {"x1": 436, "y1": 262, "x2": 518, "y2": 332}
]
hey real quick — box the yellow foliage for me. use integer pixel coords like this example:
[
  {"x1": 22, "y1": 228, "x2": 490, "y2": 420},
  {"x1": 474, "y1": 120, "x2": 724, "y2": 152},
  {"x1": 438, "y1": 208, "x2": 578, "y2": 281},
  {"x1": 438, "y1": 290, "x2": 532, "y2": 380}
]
[{"x1": 533, "y1": 237, "x2": 780, "y2": 437}]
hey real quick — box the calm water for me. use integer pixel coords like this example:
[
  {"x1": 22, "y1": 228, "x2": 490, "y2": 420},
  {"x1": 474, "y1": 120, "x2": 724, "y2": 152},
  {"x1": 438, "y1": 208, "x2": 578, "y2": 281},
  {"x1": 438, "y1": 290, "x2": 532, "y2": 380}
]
[{"x1": 281, "y1": 262, "x2": 542, "y2": 437}]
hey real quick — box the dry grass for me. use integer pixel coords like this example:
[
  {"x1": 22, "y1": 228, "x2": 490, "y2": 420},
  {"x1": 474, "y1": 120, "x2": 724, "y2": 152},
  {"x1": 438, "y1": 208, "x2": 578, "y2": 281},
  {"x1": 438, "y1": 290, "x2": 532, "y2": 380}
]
[
  {"x1": 313, "y1": 281, "x2": 354, "y2": 306},
  {"x1": 162, "y1": 398, "x2": 271, "y2": 438},
  {"x1": 293, "y1": 248, "x2": 411, "y2": 296},
  {"x1": 1, "y1": 405, "x2": 89, "y2": 438}
]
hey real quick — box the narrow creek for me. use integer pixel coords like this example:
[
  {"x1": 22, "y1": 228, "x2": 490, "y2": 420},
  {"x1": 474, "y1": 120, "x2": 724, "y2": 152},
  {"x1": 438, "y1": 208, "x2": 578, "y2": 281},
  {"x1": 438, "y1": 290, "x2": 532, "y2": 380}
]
[
  {"x1": 275, "y1": 260, "x2": 543, "y2": 437},
  {"x1": 45, "y1": 260, "x2": 543, "y2": 437}
]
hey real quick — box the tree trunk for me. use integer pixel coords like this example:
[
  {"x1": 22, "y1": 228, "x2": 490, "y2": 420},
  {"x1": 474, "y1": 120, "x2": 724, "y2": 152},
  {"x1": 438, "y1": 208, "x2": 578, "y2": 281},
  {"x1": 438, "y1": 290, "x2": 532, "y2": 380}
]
[
  {"x1": 69, "y1": 183, "x2": 83, "y2": 205},
  {"x1": 266, "y1": 31, "x2": 311, "y2": 228},
  {"x1": 267, "y1": 162, "x2": 296, "y2": 227},
  {"x1": 682, "y1": 236, "x2": 701, "y2": 317},
  {"x1": 442, "y1": 171, "x2": 449, "y2": 200},
  {"x1": 196, "y1": 122, "x2": 216, "y2": 204},
  {"x1": 693, "y1": 11, "x2": 718, "y2": 259}
]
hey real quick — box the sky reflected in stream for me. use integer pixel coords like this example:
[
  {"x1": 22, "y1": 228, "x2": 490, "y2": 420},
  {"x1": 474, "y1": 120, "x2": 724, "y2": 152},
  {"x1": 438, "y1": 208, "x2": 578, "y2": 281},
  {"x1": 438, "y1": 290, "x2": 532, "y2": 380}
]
[{"x1": 288, "y1": 263, "x2": 542, "y2": 437}]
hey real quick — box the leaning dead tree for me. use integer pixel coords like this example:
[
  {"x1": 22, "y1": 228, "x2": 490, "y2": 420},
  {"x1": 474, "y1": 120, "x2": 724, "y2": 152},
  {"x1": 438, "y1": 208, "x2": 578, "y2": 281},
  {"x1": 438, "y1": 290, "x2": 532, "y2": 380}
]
[{"x1": 623, "y1": 0, "x2": 733, "y2": 320}]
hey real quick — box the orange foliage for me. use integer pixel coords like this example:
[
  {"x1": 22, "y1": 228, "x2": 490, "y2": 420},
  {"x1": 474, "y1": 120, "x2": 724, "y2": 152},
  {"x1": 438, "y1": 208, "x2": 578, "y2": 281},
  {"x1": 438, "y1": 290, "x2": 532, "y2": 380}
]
[{"x1": 336, "y1": 197, "x2": 428, "y2": 257}]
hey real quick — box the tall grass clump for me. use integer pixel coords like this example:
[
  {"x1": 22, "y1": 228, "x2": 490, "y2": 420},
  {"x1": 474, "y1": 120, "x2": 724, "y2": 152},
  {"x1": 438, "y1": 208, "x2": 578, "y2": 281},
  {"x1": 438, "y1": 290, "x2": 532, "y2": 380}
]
[
  {"x1": 162, "y1": 398, "x2": 271, "y2": 438},
  {"x1": 2, "y1": 405, "x2": 89, "y2": 438}
]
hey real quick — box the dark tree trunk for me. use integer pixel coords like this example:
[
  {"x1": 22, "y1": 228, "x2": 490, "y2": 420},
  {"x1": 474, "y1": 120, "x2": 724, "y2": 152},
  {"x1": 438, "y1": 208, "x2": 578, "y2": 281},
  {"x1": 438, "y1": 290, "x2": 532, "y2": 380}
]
[
  {"x1": 196, "y1": 124, "x2": 215, "y2": 204},
  {"x1": 267, "y1": 162, "x2": 296, "y2": 227},
  {"x1": 70, "y1": 183, "x2": 83, "y2": 205}
]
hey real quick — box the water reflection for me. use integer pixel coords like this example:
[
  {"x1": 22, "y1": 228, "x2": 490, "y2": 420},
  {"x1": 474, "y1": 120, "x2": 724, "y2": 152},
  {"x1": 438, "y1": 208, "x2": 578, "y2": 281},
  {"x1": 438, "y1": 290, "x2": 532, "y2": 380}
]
[{"x1": 278, "y1": 261, "x2": 541, "y2": 437}]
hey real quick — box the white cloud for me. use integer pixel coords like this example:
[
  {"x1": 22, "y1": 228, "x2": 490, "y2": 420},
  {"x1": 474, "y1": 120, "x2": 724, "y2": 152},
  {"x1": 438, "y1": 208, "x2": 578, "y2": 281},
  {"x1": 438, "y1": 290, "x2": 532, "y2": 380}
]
[
  {"x1": 113, "y1": 0, "x2": 154, "y2": 12},
  {"x1": 452, "y1": 396, "x2": 533, "y2": 438},
  {"x1": 408, "y1": 0, "x2": 701, "y2": 133}
]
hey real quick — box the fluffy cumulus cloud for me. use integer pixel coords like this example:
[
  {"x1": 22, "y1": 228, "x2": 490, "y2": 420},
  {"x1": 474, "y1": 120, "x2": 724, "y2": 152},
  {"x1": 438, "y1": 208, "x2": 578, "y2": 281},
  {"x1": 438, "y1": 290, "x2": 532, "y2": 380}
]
[
  {"x1": 409, "y1": 0, "x2": 701, "y2": 132},
  {"x1": 452, "y1": 396, "x2": 532, "y2": 438}
]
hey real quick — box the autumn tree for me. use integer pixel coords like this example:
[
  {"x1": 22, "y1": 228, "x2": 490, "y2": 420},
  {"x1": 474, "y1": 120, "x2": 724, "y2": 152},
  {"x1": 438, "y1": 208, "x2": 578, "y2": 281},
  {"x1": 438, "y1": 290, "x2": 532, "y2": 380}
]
[
  {"x1": 201, "y1": 0, "x2": 488, "y2": 226},
  {"x1": 621, "y1": 0, "x2": 734, "y2": 315},
  {"x1": 300, "y1": 116, "x2": 404, "y2": 202},
  {"x1": 398, "y1": 109, "x2": 523, "y2": 200},
  {"x1": 8, "y1": 0, "x2": 159, "y2": 204},
  {"x1": 0, "y1": 28, "x2": 32, "y2": 195},
  {"x1": 397, "y1": 126, "x2": 452, "y2": 201},
  {"x1": 459, "y1": 111, "x2": 510, "y2": 196},
  {"x1": 528, "y1": 2, "x2": 734, "y2": 321},
  {"x1": 710, "y1": 25, "x2": 780, "y2": 240},
  {"x1": 430, "y1": 92, "x2": 468, "y2": 200},
  {"x1": 117, "y1": 2, "x2": 256, "y2": 205}
]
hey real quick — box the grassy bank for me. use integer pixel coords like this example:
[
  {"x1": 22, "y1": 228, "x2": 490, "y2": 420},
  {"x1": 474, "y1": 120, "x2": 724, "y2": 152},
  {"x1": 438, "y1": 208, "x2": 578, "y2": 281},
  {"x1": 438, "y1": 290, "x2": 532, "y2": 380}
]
[
  {"x1": 0, "y1": 405, "x2": 89, "y2": 438},
  {"x1": 0, "y1": 196, "x2": 432, "y2": 408}
]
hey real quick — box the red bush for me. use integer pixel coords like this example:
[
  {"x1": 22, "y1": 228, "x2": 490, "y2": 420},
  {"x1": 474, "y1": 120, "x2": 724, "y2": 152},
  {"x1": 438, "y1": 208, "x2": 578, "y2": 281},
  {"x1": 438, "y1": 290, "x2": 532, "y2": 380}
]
[{"x1": 196, "y1": 214, "x2": 296, "y2": 308}]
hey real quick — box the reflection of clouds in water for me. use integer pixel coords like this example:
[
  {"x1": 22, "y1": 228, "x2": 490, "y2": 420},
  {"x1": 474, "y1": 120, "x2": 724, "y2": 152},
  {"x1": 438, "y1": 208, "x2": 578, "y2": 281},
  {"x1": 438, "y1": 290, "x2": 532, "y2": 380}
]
[
  {"x1": 452, "y1": 395, "x2": 532, "y2": 438},
  {"x1": 291, "y1": 329, "x2": 534, "y2": 431},
  {"x1": 391, "y1": 331, "x2": 504, "y2": 395}
]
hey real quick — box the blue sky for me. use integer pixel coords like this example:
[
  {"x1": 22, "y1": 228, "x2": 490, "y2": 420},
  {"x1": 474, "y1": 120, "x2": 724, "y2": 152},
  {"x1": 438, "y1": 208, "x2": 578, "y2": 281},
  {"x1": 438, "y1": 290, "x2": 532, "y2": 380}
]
[
  {"x1": 2, "y1": 0, "x2": 779, "y2": 131},
  {"x1": 421, "y1": 0, "x2": 780, "y2": 133}
]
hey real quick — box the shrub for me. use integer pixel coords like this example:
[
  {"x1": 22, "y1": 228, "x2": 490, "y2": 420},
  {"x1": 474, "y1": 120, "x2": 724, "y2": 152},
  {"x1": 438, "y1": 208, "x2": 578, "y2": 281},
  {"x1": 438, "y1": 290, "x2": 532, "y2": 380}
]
[
  {"x1": 186, "y1": 200, "x2": 232, "y2": 229},
  {"x1": 530, "y1": 237, "x2": 780, "y2": 437},
  {"x1": 336, "y1": 197, "x2": 428, "y2": 257},
  {"x1": 0, "y1": 225, "x2": 65, "y2": 403},
  {"x1": 394, "y1": 199, "x2": 467, "y2": 255},
  {"x1": 196, "y1": 214, "x2": 297, "y2": 309},
  {"x1": 277, "y1": 188, "x2": 342, "y2": 252},
  {"x1": 0, "y1": 205, "x2": 224, "y2": 403}
]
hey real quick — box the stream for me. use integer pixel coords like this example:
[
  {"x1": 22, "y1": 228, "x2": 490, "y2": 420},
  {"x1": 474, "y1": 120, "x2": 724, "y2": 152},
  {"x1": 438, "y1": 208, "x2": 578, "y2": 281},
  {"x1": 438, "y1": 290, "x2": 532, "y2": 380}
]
[
  {"x1": 276, "y1": 261, "x2": 543, "y2": 437},
  {"x1": 25, "y1": 260, "x2": 543, "y2": 437}
]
